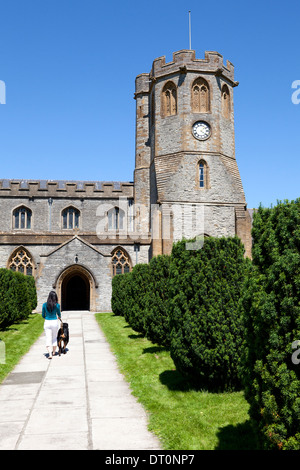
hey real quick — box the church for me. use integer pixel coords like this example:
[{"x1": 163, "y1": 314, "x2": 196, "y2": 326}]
[{"x1": 0, "y1": 49, "x2": 252, "y2": 312}]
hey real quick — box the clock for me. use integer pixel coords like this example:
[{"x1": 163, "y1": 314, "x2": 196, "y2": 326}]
[{"x1": 192, "y1": 121, "x2": 211, "y2": 141}]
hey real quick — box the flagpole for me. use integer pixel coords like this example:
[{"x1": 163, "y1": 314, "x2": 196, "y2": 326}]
[{"x1": 189, "y1": 11, "x2": 192, "y2": 50}]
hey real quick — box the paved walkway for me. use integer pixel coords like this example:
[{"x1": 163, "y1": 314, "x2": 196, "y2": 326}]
[{"x1": 0, "y1": 311, "x2": 161, "y2": 450}]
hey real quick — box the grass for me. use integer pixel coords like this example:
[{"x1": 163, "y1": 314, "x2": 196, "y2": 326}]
[
  {"x1": 95, "y1": 312, "x2": 257, "y2": 450},
  {"x1": 0, "y1": 313, "x2": 44, "y2": 383}
]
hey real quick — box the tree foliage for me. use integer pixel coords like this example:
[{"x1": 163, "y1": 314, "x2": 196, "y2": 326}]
[
  {"x1": 168, "y1": 236, "x2": 250, "y2": 391},
  {"x1": 241, "y1": 200, "x2": 300, "y2": 449},
  {"x1": 144, "y1": 255, "x2": 171, "y2": 347},
  {"x1": 0, "y1": 269, "x2": 37, "y2": 328},
  {"x1": 111, "y1": 272, "x2": 131, "y2": 316},
  {"x1": 122, "y1": 263, "x2": 151, "y2": 335}
]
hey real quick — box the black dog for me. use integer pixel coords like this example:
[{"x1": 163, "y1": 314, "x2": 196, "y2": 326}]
[{"x1": 57, "y1": 321, "x2": 69, "y2": 356}]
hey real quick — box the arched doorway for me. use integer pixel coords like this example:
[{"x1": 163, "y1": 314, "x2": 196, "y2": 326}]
[
  {"x1": 55, "y1": 265, "x2": 96, "y2": 311},
  {"x1": 62, "y1": 273, "x2": 90, "y2": 310}
]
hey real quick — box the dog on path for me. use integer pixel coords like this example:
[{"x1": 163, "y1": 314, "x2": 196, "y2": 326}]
[{"x1": 57, "y1": 321, "x2": 69, "y2": 356}]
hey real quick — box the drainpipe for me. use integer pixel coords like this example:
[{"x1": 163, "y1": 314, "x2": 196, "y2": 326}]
[{"x1": 134, "y1": 242, "x2": 140, "y2": 265}]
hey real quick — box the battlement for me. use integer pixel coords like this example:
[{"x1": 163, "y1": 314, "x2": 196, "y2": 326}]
[
  {"x1": 135, "y1": 73, "x2": 150, "y2": 96},
  {"x1": 0, "y1": 179, "x2": 134, "y2": 199},
  {"x1": 152, "y1": 49, "x2": 236, "y2": 81},
  {"x1": 135, "y1": 49, "x2": 237, "y2": 95}
]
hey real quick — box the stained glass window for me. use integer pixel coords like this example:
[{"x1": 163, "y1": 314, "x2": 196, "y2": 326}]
[
  {"x1": 8, "y1": 248, "x2": 34, "y2": 276},
  {"x1": 111, "y1": 248, "x2": 131, "y2": 276}
]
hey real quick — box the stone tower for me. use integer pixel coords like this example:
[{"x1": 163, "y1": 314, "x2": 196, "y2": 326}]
[{"x1": 134, "y1": 49, "x2": 252, "y2": 258}]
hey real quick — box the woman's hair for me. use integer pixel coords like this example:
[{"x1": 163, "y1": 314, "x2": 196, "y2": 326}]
[{"x1": 47, "y1": 290, "x2": 58, "y2": 312}]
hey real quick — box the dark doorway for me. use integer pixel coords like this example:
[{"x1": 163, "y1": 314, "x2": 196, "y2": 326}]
[{"x1": 62, "y1": 273, "x2": 90, "y2": 311}]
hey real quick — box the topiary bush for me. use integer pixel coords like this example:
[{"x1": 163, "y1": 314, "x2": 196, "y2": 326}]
[
  {"x1": 144, "y1": 254, "x2": 171, "y2": 347},
  {"x1": 0, "y1": 269, "x2": 19, "y2": 328},
  {"x1": 169, "y1": 236, "x2": 250, "y2": 391},
  {"x1": 241, "y1": 200, "x2": 300, "y2": 450},
  {"x1": 124, "y1": 263, "x2": 151, "y2": 335},
  {"x1": 111, "y1": 272, "x2": 130, "y2": 316},
  {"x1": 26, "y1": 275, "x2": 37, "y2": 312},
  {"x1": 0, "y1": 269, "x2": 37, "y2": 328},
  {"x1": 11, "y1": 271, "x2": 32, "y2": 321}
]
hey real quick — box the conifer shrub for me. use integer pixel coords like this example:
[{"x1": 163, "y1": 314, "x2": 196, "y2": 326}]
[
  {"x1": 241, "y1": 200, "x2": 300, "y2": 450},
  {"x1": 0, "y1": 269, "x2": 36, "y2": 328},
  {"x1": 122, "y1": 271, "x2": 134, "y2": 325},
  {"x1": 26, "y1": 275, "x2": 38, "y2": 312},
  {"x1": 111, "y1": 272, "x2": 130, "y2": 316},
  {"x1": 124, "y1": 263, "x2": 151, "y2": 335},
  {"x1": 11, "y1": 271, "x2": 32, "y2": 321},
  {"x1": 0, "y1": 269, "x2": 19, "y2": 327},
  {"x1": 144, "y1": 254, "x2": 171, "y2": 347},
  {"x1": 169, "y1": 236, "x2": 250, "y2": 391}
]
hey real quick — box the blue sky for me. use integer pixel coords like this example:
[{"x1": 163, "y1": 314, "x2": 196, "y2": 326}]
[{"x1": 0, "y1": 0, "x2": 299, "y2": 209}]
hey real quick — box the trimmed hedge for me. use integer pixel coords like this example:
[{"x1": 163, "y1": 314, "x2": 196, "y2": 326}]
[
  {"x1": 123, "y1": 263, "x2": 151, "y2": 335},
  {"x1": 26, "y1": 275, "x2": 38, "y2": 313},
  {"x1": 0, "y1": 269, "x2": 37, "y2": 328},
  {"x1": 111, "y1": 272, "x2": 131, "y2": 316},
  {"x1": 110, "y1": 213, "x2": 300, "y2": 433},
  {"x1": 0, "y1": 269, "x2": 19, "y2": 327},
  {"x1": 169, "y1": 236, "x2": 250, "y2": 391},
  {"x1": 144, "y1": 254, "x2": 171, "y2": 347},
  {"x1": 241, "y1": 200, "x2": 300, "y2": 449},
  {"x1": 111, "y1": 256, "x2": 171, "y2": 346},
  {"x1": 13, "y1": 271, "x2": 32, "y2": 321},
  {"x1": 111, "y1": 236, "x2": 250, "y2": 392}
]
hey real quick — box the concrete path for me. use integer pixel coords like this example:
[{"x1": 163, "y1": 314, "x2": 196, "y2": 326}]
[{"x1": 0, "y1": 311, "x2": 161, "y2": 450}]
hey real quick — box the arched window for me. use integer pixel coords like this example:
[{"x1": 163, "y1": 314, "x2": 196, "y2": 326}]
[
  {"x1": 221, "y1": 84, "x2": 230, "y2": 119},
  {"x1": 111, "y1": 247, "x2": 131, "y2": 276},
  {"x1": 162, "y1": 81, "x2": 177, "y2": 117},
  {"x1": 198, "y1": 160, "x2": 209, "y2": 189},
  {"x1": 108, "y1": 207, "x2": 125, "y2": 230},
  {"x1": 13, "y1": 206, "x2": 32, "y2": 229},
  {"x1": 8, "y1": 247, "x2": 34, "y2": 276},
  {"x1": 192, "y1": 78, "x2": 210, "y2": 113},
  {"x1": 62, "y1": 206, "x2": 80, "y2": 229}
]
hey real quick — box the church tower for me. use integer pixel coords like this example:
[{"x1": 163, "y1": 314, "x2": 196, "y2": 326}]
[{"x1": 134, "y1": 50, "x2": 252, "y2": 258}]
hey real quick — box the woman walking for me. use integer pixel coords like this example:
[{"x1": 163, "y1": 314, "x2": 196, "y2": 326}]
[{"x1": 42, "y1": 291, "x2": 61, "y2": 359}]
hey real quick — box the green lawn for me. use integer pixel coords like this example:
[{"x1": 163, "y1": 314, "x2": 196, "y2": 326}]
[
  {"x1": 0, "y1": 313, "x2": 44, "y2": 383},
  {"x1": 95, "y1": 312, "x2": 257, "y2": 450}
]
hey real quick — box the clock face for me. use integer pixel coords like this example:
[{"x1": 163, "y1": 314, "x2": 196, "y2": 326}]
[{"x1": 192, "y1": 121, "x2": 211, "y2": 141}]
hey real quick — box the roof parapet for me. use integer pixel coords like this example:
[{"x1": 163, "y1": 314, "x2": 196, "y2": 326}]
[
  {"x1": 0, "y1": 179, "x2": 134, "y2": 198},
  {"x1": 152, "y1": 50, "x2": 235, "y2": 80},
  {"x1": 135, "y1": 50, "x2": 238, "y2": 95}
]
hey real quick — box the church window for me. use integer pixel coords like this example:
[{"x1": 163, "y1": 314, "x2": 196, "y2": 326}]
[
  {"x1": 108, "y1": 207, "x2": 124, "y2": 230},
  {"x1": 8, "y1": 247, "x2": 34, "y2": 276},
  {"x1": 192, "y1": 78, "x2": 210, "y2": 113},
  {"x1": 221, "y1": 84, "x2": 230, "y2": 119},
  {"x1": 199, "y1": 163, "x2": 205, "y2": 187},
  {"x1": 111, "y1": 247, "x2": 131, "y2": 276},
  {"x1": 198, "y1": 160, "x2": 209, "y2": 189},
  {"x1": 13, "y1": 206, "x2": 32, "y2": 230},
  {"x1": 162, "y1": 81, "x2": 177, "y2": 117},
  {"x1": 62, "y1": 207, "x2": 80, "y2": 229}
]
